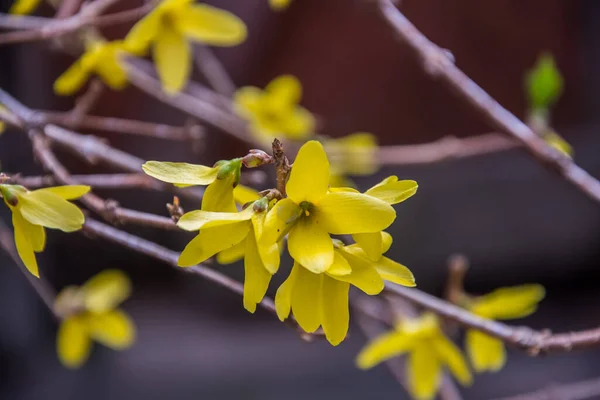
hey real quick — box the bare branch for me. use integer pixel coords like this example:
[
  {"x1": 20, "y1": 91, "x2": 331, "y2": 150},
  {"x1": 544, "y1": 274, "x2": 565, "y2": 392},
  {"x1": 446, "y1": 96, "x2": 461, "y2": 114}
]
[
  {"x1": 10, "y1": 173, "x2": 170, "y2": 191},
  {"x1": 194, "y1": 44, "x2": 236, "y2": 97},
  {"x1": 492, "y1": 376, "x2": 600, "y2": 400}
]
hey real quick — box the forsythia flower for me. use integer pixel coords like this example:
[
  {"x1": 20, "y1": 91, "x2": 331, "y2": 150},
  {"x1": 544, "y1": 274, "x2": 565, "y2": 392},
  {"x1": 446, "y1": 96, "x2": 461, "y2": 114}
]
[
  {"x1": 269, "y1": 0, "x2": 292, "y2": 11},
  {"x1": 125, "y1": 0, "x2": 247, "y2": 94},
  {"x1": 465, "y1": 284, "x2": 545, "y2": 372},
  {"x1": 234, "y1": 75, "x2": 315, "y2": 144},
  {"x1": 262, "y1": 140, "x2": 396, "y2": 273},
  {"x1": 142, "y1": 158, "x2": 242, "y2": 212},
  {"x1": 54, "y1": 40, "x2": 130, "y2": 96},
  {"x1": 324, "y1": 132, "x2": 379, "y2": 187},
  {"x1": 54, "y1": 270, "x2": 135, "y2": 368},
  {"x1": 357, "y1": 313, "x2": 472, "y2": 400},
  {"x1": 233, "y1": 184, "x2": 261, "y2": 206},
  {"x1": 0, "y1": 184, "x2": 90, "y2": 277},
  {"x1": 176, "y1": 197, "x2": 280, "y2": 313},
  {"x1": 9, "y1": 0, "x2": 40, "y2": 15}
]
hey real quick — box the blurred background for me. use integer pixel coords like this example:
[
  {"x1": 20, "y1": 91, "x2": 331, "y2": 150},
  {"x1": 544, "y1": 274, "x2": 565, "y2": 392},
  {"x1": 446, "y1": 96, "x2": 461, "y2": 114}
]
[{"x1": 1, "y1": 0, "x2": 600, "y2": 399}]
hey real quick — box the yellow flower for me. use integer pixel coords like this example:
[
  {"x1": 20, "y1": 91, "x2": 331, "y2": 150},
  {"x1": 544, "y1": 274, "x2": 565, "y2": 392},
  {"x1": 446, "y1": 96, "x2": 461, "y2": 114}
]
[
  {"x1": 262, "y1": 141, "x2": 396, "y2": 273},
  {"x1": 465, "y1": 284, "x2": 545, "y2": 373},
  {"x1": 324, "y1": 132, "x2": 379, "y2": 186},
  {"x1": 357, "y1": 313, "x2": 472, "y2": 400},
  {"x1": 0, "y1": 184, "x2": 90, "y2": 277},
  {"x1": 234, "y1": 75, "x2": 315, "y2": 143},
  {"x1": 9, "y1": 0, "x2": 40, "y2": 15},
  {"x1": 233, "y1": 184, "x2": 261, "y2": 206},
  {"x1": 275, "y1": 238, "x2": 415, "y2": 345},
  {"x1": 124, "y1": 0, "x2": 247, "y2": 94},
  {"x1": 142, "y1": 158, "x2": 242, "y2": 212},
  {"x1": 176, "y1": 197, "x2": 280, "y2": 312},
  {"x1": 54, "y1": 40, "x2": 130, "y2": 96},
  {"x1": 54, "y1": 270, "x2": 135, "y2": 368},
  {"x1": 269, "y1": 0, "x2": 291, "y2": 11}
]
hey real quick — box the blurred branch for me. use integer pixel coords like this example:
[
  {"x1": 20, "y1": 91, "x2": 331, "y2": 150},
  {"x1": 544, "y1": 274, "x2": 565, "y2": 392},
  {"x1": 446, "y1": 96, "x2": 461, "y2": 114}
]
[
  {"x1": 66, "y1": 79, "x2": 105, "y2": 123},
  {"x1": 9, "y1": 173, "x2": 171, "y2": 190},
  {"x1": 194, "y1": 45, "x2": 236, "y2": 97},
  {"x1": 371, "y1": 0, "x2": 600, "y2": 204},
  {"x1": 492, "y1": 376, "x2": 600, "y2": 400}
]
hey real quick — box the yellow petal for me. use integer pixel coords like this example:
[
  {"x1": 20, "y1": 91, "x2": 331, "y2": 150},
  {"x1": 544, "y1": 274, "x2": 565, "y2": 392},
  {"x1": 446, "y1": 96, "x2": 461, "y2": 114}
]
[
  {"x1": 261, "y1": 197, "x2": 302, "y2": 244},
  {"x1": 216, "y1": 239, "x2": 246, "y2": 264},
  {"x1": 471, "y1": 284, "x2": 545, "y2": 320},
  {"x1": 465, "y1": 329, "x2": 506, "y2": 373},
  {"x1": 142, "y1": 161, "x2": 218, "y2": 186},
  {"x1": 95, "y1": 50, "x2": 128, "y2": 91},
  {"x1": 53, "y1": 55, "x2": 93, "y2": 96},
  {"x1": 366, "y1": 177, "x2": 418, "y2": 205},
  {"x1": 177, "y1": 207, "x2": 253, "y2": 231},
  {"x1": 333, "y1": 249, "x2": 384, "y2": 295},
  {"x1": 325, "y1": 132, "x2": 378, "y2": 176},
  {"x1": 287, "y1": 217, "x2": 333, "y2": 274},
  {"x1": 381, "y1": 231, "x2": 393, "y2": 253},
  {"x1": 174, "y1": 4, "x2": 247, "y2": 46},
  {"x1": 87, "y1": 310, "x2": 135, "y2": 350},
  {"x1": 274, "y1": 263, "x2": 300, "y2": 321},
  {"x1": 269, "y1": 0, "x2": 291, "y2": 11},
  {"x1": 325, "y1": 251, "x2": 351, "y2": 276},
  {"x1": 153, "y1": 24, "x2": 191, "y2": 93},
  {"x1": 317, "y1": 191, "x2": 395, "y2": 235},
  {"x1": 9, "y1": 0, "x2": 41, "y2": 15},
  {"x1": 18, "y1": 190, "x2": 85, "y2": 232},
  {"x1": 252, "y1": 212, "x2": 280, "y2": 274},
  {"x1": 290, "y1": 264, "x2": 322, "y2": 333},
  {"x1": 356, "y1": 330, "x2": 413, "y2": 369},
  {"x1": 374, "y1": 256, "x2": 415, "y2": 287},
  {"x1": 234, "y1": 185, "x2": 261, "y2": 205},
  {"x1": 320, "y1": 276, "x2": 349, "y2": 346},
  {"x1": 124, "y1": 7, "x2": 163, "y2": 55},
  {"x1": 201, "y1": 174, "x2": 237, "y2": 212},
  {"x1": 178, "y1": 222, "x2": 250, "y2": 266},
  {"x1": 12, "y1": 211, "x2": 40, "y2": 277},
  {"x1": 242, "y1": 230, "x2": 272, "y2": 313},
  {"x1": 286, "y1": 141, "x2": 330, "y2": 204},
  {"x1": 57, "y1": 316, "x2": 91, "y2": 369},
  {"x1": 352, "y1": 232, "x2": 383, "y2": 261},
  {"x1": 36, "y1": 186, "x2": 90, "y2": 200},
  {"x1": 282, "y1": 107, "x2": 315, "y2": 140},
  {"x1": 82, "y1": 270, "x2": 131, "y2": 313},
  {"x1": 432, "y1": 335, "x2": 473, "y2": 385},
  {"x1": 266, "y1": 75, "x2": 302, "y2": 106},
  {"x1": 408, "y1": 343, "x2": 442, "y2": 400}
]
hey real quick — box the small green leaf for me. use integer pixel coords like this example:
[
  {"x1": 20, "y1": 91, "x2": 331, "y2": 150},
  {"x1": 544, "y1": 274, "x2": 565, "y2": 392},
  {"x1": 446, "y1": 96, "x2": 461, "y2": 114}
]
[{"x1": 525, "y1": 53, "x2": 563, "y2": 111}]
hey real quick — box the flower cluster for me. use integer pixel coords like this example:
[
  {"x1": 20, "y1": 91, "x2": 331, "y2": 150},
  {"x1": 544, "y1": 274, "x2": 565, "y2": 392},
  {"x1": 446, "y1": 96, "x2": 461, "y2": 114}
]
[{"x1": 143, "y1": 140, "x2": 418, "y2": 345}]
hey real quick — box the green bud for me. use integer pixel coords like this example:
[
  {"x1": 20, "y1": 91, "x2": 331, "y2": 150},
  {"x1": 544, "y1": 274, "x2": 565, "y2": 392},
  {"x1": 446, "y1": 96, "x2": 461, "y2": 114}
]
[
  {"x1": 217, "y1": 159, "x2": 242, "y2": 187},
  {"x1": 252, "y1": 196, "x2": 269, "y2": 213},
  {"x1": 0, "y1": 184, "x2": 24, "y2": 207}
]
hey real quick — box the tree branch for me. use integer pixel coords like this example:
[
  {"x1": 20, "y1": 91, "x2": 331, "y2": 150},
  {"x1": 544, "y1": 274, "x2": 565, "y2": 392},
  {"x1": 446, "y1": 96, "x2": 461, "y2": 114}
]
[{"x1": 492, "y1": 376, "x2": 600, "y2": 400}]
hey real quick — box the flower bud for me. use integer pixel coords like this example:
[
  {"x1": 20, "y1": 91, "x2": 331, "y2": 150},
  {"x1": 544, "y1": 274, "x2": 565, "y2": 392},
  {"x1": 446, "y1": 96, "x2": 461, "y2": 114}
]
[
  {"x1": 242, "y1": 149, "x2": 273, "y2": 168},
  {"x1": 252, "y1": 196, "x2": 269, "y2": 213},
  {"x1": 0, "y1": 184, "x2": 24, "y2": 207}
]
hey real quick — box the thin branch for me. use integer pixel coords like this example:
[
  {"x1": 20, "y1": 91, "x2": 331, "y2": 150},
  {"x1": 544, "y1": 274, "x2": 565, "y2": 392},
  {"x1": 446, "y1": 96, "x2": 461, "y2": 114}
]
[
  {"x1": 9, "y1": 173, "x2": 169, "y2": 190},
  {"x1": 372, "y1": 0, "x2": 600, "y2": 203},
  {"x1": 492, "y1": 376, "x2": 600, "y2": 400},
  {"x1": 67, "y1": 79, "x2": 105, "y2": 123},
  {"x1": 0, "y1": 220, "x2": 58, "y2": 317},
  {"x1": 194, "y1": 44, "x2": 236, "y2": 97}
]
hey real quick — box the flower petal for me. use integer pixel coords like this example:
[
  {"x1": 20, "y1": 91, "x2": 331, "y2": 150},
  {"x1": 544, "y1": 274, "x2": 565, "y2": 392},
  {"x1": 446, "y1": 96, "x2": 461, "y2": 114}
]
[
  {"x1": 471, "y1": 284, "x2": 545, "y2": 320},
  {"x1": 242, "y1": 230, "x2": 272, "y2": 313},
  {"x1": 317, "y1": 191, "x2": 395, "y2": 234},
  {"x1": 177, "y1": 207, "x2": 253, "y2": 231},
  {"x1": 124, "y1": 7, "x2": 163, "y2": 55},
  {"x1": 374, "y1": 256, "x2": 415, "y2": 287},
  {"x1": 12, "y1": 211, "x2": 40, "y2": 277},
  {"x1": 261, "y1": 198, "x2": 302, "y2": 244},
  {"x1": 356, "y1": 330, "x2": 414, "y2": 369},
  {"x1": 286, "y1": 141, "x2": 330, "y2": 204},
  {"x1": 334, "y1": 250, "x2": 384, "y2": 295},
  {"x1": 288, "y1": 217, "x2": 333, "y2": 274},
  {"x1": 282, "y1": 107, "x2": 315, "y2": 140},
  {"x1": 87, "y1": 310, "x2": 135, "y2": 350},
  {"x1": 465, "y1": 329, "x2": 506, "y2": 373},
  {"x1": 201, "y1": 174, "x2": 237, "y2": 212},
  {"x1": 82, "y1": 270, "x2": 131, "y2": 313},
  {"x1": 366, "y1": 177, "x2": 418, "y2": 205},
  {"x1": 269, "y1": 0, "x2": 291, "y2": 11},
  {"x1": 252, "y1": 212, "x2": 280, "y2": 274},
  {"x1": 266, "y1": 75, "x2": 302, "y2": 106},
  {"x1": 352, "y1": 232, "x2": 383, "y2": 261},
  {"x1": 57, "y1": 316, "x2": 91, "y2": 369},
  {"x1": 18, "y1": 190, "x2": 85, "y2": 232},
  {"x1": 274, "y1": 264, "x2": 299, "y2": 321},
  {"x1": 153, "y1": 24, "x2": 191, "y2": 93},
  {"x1": 408, "y1": 343, "x2": 442, "y2": 400},
  {"x1": 53, "y1": 55, "x2": 93, "y2": 96},
  {"x1": 142, "y1": 161, "x2": 218, "y2": 186},
  {"x1": 178, "y1": 222, "x2": 249, "y2": 266},
  {"x1": 35, "y1": 185, "x2": 90, "y2": 200},
  {"x1": 381, "y1": 231, "x2": 393, "y2": 253},
  {"x1": 326, "y1": 250, "x2": 351, "y2": 276},
  {"x1": 174, "y1": 4, "x2": 247, "y2": 46},
  {"x1": 234, "y1": 184, "x2": 261, "y2": 205},
  {"x1": 291, "y1": 264, "x2": 322, "y2": 333},
  {"x1": 216, "y1": 239, "x2": 246, "y2": 264},
  {"x1": 320, "y1": 276, "x2": 349, "y2": 346},
  {"x1": 433, "y1": 335, "x2": 473, "y2": 385},
  {"x1": 9, "y1": 0, "x2": 40, "y2": 15},
  {"x1": 95, "y1": 51, "x2": 128, "y2": 91}
]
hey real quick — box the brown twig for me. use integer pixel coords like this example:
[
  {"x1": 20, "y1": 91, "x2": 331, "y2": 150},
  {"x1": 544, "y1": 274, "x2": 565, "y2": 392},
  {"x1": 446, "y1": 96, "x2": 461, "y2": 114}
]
[
  {"x1": 272, "y1": 139, "x2": 291, "y2": 197},
  {"x1": 67, "y1": 79, "x2": 104, "y2": 123},
  {"x1": 9, "y1": 173, "x2": 167, "y2": 190},
  {"x1": 372, "y1": 0, "x2": 600, "y2": 203},
  {"x1": 491, "y1": 376, "x2": 600, "y2": 400},
  {"x1": 194, "y1": 44, "x2": 236, "y2": 97}
]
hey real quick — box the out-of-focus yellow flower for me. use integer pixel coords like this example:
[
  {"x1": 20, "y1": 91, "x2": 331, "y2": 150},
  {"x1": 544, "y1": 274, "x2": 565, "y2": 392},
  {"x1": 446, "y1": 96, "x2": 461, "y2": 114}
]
[
  {"x1": 465, "y1": 284, "x2": 545, "y2": 373},
  {"x1": 233, "y1": 184, "x2": 261, "y2": 205},
  {"x1": 54, "y1": 40, "x2": 130, "y2": 96},
  {"x1": 0, "y1": 105, "x2": 6, "y2": 134},
  {"x1": 142, "y1": 158, "x2": 242, "y2": 212},
  {"x1": 54, "y1": 270, "x2": 135, "y2": 368},
  {"x1": 324, "y1": 132, "x2": 378, "y2": 186},
  {"x1": 176, "y1": 197, "x2": 280, "y2": 312},
  {"x1": 234, "y1": 75, "x2": 315, "y2": 143},
  {"x1": 9, "y1": 0, "x2": 40, "y2": 15},
  {"x1": 543, "y1": 131, "x2": 573, "y2": 158},
  {"x1": 261, "y1": 140, "x2": 395, "y2": 273},
  {"x1": 0, "y1": 184, "x2": 89, "y2": 277},
  {"x1": 357, "y1": 313, "x2": 472, "y2": 400},
  {"x1": 124, "y1": 0, "x2": 246, "y2": 94},
  {"x1": 269, "y1": 0, "x2": 291, "y2": 11}
]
